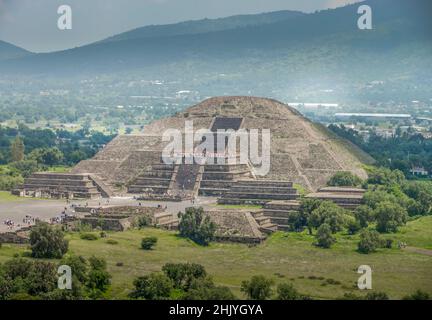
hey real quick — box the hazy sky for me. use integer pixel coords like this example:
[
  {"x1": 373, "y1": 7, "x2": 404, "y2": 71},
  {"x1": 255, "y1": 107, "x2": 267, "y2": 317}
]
[{"x1": 0, "y1": 0, "x2": 361, "y2": 52}]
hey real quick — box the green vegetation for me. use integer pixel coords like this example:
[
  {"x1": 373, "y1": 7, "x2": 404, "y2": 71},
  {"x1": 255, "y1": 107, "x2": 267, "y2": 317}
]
[
  {"x1": 141, "y1": 237, "x2": 158, "y2": 250},
  {"x1": 0, "y1": 218, "x2": 431, "y2": 299},
  {"x1": 29, "y1": 222, "x2": 69, "y2": 259},
  {"x1": 329, "y1": 124, "x2": 432, "y2": 177},
  {"x1": 178, "y1": 207, "x2": 216, "y2": 246},
  {"x1": 241, "y1": 275, "x2": 274, "y2": 300},
  {"x1": 327, "y1": 171, "x2": 363, "y2": 187},
  {"x1": 0, "y1": 124, "x2": 114, "y2": 191}
]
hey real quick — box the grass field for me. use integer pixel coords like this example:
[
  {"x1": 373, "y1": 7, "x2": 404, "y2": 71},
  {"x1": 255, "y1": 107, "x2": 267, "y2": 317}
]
[
  {"x1": 1, "y1": 216, "x2": 431, "y2": 300},
  {"x1": 0, "y1": 191, "x2": 24, "y2": 203}
]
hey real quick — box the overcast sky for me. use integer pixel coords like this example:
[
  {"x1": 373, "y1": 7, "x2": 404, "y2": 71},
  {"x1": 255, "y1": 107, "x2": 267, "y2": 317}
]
[{"x1": 0, "y1": 0, "x2": 361, "y2": 52}]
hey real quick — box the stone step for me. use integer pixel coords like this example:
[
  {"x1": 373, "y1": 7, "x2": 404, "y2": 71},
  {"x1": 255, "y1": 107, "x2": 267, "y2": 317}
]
[
  {"x1": 277, "y1": 225, "x2": 291, "y2": 232},
  {"x1": 259, "y1": 223, "x2": 278, "y2": 234},
  {"x1": 23, "y1": 184, "x2": 99, "y2": 193},
  {"x1": 222, "y1": 192, "x2": 298, "y2": 200},
  {"x1": 263, "y1": 209, "x2": 297, "y2": 218},
  {"x1": 132, "y1": 178, "x2": 171, "y2": 186},
  {"x1": 217, "y1": 198, "x2": 271, "y2": 206},
  {"x1": 268, "y1": 217, "x2": 290, "y2": 225},
  {"x1": 236, "y1": 180, "x2": 294, "y2": 188},
  {"x1": 254, "y1": 216, "x2": 271, "y2": 226},
  {"x1": 264, "y1": 201, "x2": 301, "y2": 211},
  {"x1": 200, "y1": 180, "x2": 234, "y2": 188},
  {"x1": 25, "y1": 178, "x2": 94, "y2": 186},
  {"x1": 229, "y1": 186, "x2": 298, "y2": 194},
  {"x1": 199, "y1": 188, "x2": 230, "y2": 196}
]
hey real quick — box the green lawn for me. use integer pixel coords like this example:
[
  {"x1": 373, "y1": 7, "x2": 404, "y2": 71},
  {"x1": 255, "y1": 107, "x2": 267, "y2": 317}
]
[
  {"x1": 0, "y1": 191, "x2": 24, "y2": 203},
  {"x1": 1, "y1": 217, "x2": 431, "y2": 300}
]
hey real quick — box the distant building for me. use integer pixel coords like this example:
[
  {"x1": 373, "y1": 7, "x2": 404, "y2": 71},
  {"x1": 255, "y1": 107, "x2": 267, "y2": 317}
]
[
  {"x1": 335, "y1": 113, "x2": 411, "y2": 120},
  {"x1": 410, "y1": 167, "x2": 429, "y2": 176}
]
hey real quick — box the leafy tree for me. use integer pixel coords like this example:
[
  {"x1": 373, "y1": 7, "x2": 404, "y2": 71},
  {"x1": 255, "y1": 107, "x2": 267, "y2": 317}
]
[
  {"x1": 182, "y1": 277, "x2": 236, "y2": 300},
  {"x1": 10, "y1": 137, "x2": 24, "y2": 162},
  {"x1": 357, "y1": 229, "x2": 382, "y2": 254},
  {"x1": 315, "y1": 223, "x2": 336, "y2": 248},
  {"x1": 309, "y1": 201, "x2": 347, "y2": 233},
  {"x1": 86, "y1": 256, "x2": 111, "y2": 298},
  {"x1": 374, "y1": 201, "x2": 407, "y2": 233},
  {"x1": 25, "y1": 261, "x2": 58, "y2": 296},
  {"x1": 296, "y1": 198, "x2": 322, "y2": 234},
  {"x1": 366, "y1": 167, "x2": 405, "y2": 186},
  {"x1": 9, "y1": 160, "x2": 39, "y2": 178},
  {"x1": 240, "y1": 275, "x2": 274, "y2": 300},
  {"x1": 130, "y1": 273, "x2": 173, "y2": 300},
  {"x1": 354, "y1": 205, "x2": 374, "y2": 228},
  {"x1": 162, "y1": 263, "x2": 207, "y2": 291},
  {"x1": 178, "y1": 207, "x2": 216, "y2": 246},
  {"x1": 29, "y1": 222, "x2": 69, "y2": 259},
  {"x1": 327, "y1": 171, "x2": 362, "y2": 187},
  {"x1": 276, "y1": 283, "x2": 301, "y2": 300},
  {"x1": 141, "y1": 237, "x2": 158, "y2": 250}
]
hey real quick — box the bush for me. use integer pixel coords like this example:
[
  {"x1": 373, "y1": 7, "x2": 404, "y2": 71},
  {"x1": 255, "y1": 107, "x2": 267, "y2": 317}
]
[
  {"x1": 135, "y1": 215, "x2": 152, "y2": 229},
  {"x1": 80, "y1": 233, "x2": 98, "y2": 241},
  {"x1": 276, "y1": 283, "x2": 301, "y2": 300},
  {"x1": 315, "y1": 223, "x2": 336, "y2": 248},
  {"x1": 162, "y1": 263, "x2": 207, "y2": 291},
  {"x1": 182, "y1": 277, "x2": 236, "y2": 300},
  {"x1": 309, "y1": 201, "x2": 348, "y2": 233},
  {"x1": 141, "y1": 237, "x2": 158, "y2": 250},
  {"x1": 327, "y1": 171, "x2": 363, "y2": 187},
  {"x1": 130, "y1": 273, "x2": 173, "y2": 300},
  {"x1": 357, "y1": 229, "x2": 382, "y2": 254},
  {"x1": 347, "y1": 218, "x2": 361, "y2": 235},
  {"x1": 240, "y1": 275, "x2": 274, "y2": 300},
  {"x1": 374, "y1": 201, "x2": 408, "y2": 233},
  {"x1": 403, "y1": 290, "x2": 430, "y2": 300},
  {"x1": 365, "y1": 291, "x2": 390, "y2": 300},
  {"x1": 106, "y1": 239, "x2": 118, "y2": 245},
  {"x1": 86, "y1": 256, "x2": 111, "y2": 298},
  {"x1": 178, "y1": 207, "x2": 216, "y2": 246},
  {"x1": 30, "y1": 222, "x2": 68, "y2": 259}
]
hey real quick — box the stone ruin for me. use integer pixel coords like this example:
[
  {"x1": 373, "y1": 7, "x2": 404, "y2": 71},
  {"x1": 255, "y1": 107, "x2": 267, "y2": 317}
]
[{"x1": 15, "y1": 97, "x2": 370, "y2": 201}]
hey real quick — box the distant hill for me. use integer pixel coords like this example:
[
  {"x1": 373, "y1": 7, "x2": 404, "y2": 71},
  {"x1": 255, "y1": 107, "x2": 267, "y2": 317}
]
[
  {"x1": 0, "y1": 40, "x2": 32, "y2": 61},
  {"x1": 102, "y1": 10, "x2": 305, "y2": 43},
  {"x1": 0, "y1": 0, "x2": 431, "y2": 104}
]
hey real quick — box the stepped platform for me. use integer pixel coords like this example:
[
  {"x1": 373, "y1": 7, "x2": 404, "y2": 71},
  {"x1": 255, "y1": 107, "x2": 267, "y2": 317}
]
[
  {"x1": 16, "y1": 173, "x2": 102, "y2": 199},
  {"x1": 127, "y1": 162, "x2": 175, "y2": 195},
  {"x1": 218, "y1": 180, "x2": 299, "y2": 206},
  {"x1": 306, "y1": 187, "x2": 366, "y2": 209}
]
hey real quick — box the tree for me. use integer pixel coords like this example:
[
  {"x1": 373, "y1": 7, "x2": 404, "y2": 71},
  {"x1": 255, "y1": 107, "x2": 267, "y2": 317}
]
[
  {"x1": 374, "y1": 201, "x2": 407, "y2": 233},
  {"x1": 29, "y1": 222, "x2": 69, "y2": 259},
  {"x1": 162, "y1": 263, "x2": 207, "y2": 291},
  {"x1": 141, "y1": 237, "x2": 158, "y2": 250},
  {"x1": 10, "y1": 137, "x2": 24, "y2": 162},
  {"x1": 86, "y1": 256, "x2": 111, "y2": 299},
  {"x1": 178, "y1": 207, "x2": 216, "y2": 246},
  {"x1": 129, "y1": 273, "x2": 173, "y2": 300},
  {"x1": 28, "y1": 147, "x2": 64, "y2": 166},
  {"x1": 315, "y1": 223, "x2": 336, "y2": 248},
  {"x1": 357, "y1": 229, "x2": 382, "y2": 254},
  {"x1": 182, "y1": 277, "x2": 236, "y2": 300},
  {"x1": 354, "y1": 205, "x2": 374, "y2": 228},
  {"x1": 296, "y1": 198, "x2": 322, "y2": 233},
  {"x1": 240, "y1": 275, "x2": 274, "y2": 300},
  {"x1": 276, "y1": 283, "x2": 301, "y2": 300},
  {"x1": 327, "y1": 171, "x2": 362, "y2": 187},
  {"x1": 309, "y1": 201, "x2": 347, "y2": 233}
]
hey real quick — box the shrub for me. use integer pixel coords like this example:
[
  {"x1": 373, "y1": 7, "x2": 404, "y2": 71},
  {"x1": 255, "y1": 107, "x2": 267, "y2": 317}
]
[
  {"x1": 162, "y1": 263, "x2": 207, "y2": 291},
  {"x1": 86, "y1": 256, "x2": 111, "y2": 298},
  {"x1": 178, "y1": 207, "x2": 216, "y2": 246},
  {"x1": 141, "y1": 237, "x2": 158, "y2": 250},
  {"x1": 347, "y1": 218, "x2": 361, "y2": 235},
  {"x1": 315, "y1": 223, "x2": 336, "y2": 248},
  {"x1": 130, "y1": 273, "x2": 173, "y2": 300},
  {"x1": 80, "y1": 233, "x2": 98, "y2": 241},
  {"x1": 106, "y1": 239, "x2": 118, "y2": 245},
  {"x1": 276, "y1": 283, "x2": 301, "y2": 300},
  {"x1": 374, "y1": 201, "x2": 407, "y2": 233},
  {"x1": 365, "y1": 291, "x2": 390, "y2": 300},
  {"x1": 135, "y1": 215, "x2": 152, "y2": 229},
  {"x1": 358, "y1": 229, "x2": 382, "y2": 254},
  {"x1": 309, "y1": 201, "x2": 348, "y2": 233},
  {"x1": 30, "y1": 222, "x2": 68, "y2": 259},
  {"x1": 99, "y1": 231, "x2": 107, "y2": 238},
  {"x1": 403, "y1": 290, "x2": 430, "y2": 300},
  {"x1": 327, "y1": 171, "x2": 363, "y2": 187},
  {"x1": 182, "y1": 277, "x2": 236, "y2": 300},
  {"x1": 240, "y1": 275, "x2": 274, "y2": 300}
]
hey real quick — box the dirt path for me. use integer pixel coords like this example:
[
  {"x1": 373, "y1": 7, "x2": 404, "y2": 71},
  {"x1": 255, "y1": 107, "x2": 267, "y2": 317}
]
[{"x1": 403, "y1": 246, "x2": 432, "y2": 257}]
